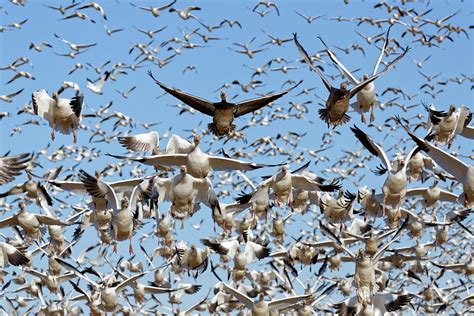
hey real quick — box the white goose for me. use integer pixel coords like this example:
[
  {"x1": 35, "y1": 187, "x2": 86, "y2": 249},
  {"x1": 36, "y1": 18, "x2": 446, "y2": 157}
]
[
  {"x1": 223, "y1": 283, "x2": 314, "y2": 316},
  {"x1": 32, "y1": 89, "x2": 83, "y2": 143},
  {"x1": 78, "y1": 169, "x2": 153, "y2": 253},
  {"x1": 0, "y1": 202, "x2": 72, "y2": 241},
  {"x1": 151, "y1": 165, "x2": 218, "y2": 221},
  {"x1": 402, "y1": 124, "x2": 474, "y2": 207},
  {"x1": 425, "y1": 104, "x2": 471, "y2": 147},
  {"x1": 405, "y1": 180, "x2": 459, "y2": 208},
  {"x1": 351, "y1": 125, "x2": 418, "y2": 212},
  {"x1": 109, "y1": 135, "x2": 273, "y2": 178},
  {"x1": 319, "y1": 26, "x2": 393, "y2": 123},
  {"x1": 334, "y1": 292, "x2": 414, "y2": 315}
]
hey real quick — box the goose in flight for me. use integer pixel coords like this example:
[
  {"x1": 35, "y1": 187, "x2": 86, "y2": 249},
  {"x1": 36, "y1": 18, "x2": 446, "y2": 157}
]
[
  {"x1": 151, "y1": 165, "x2": 219, "y2": 222},
  {"x1": 148, "y1": 71, "x2": 302, "y2": 136},
  {"x1": 334, "y1": 291, "x2": 414, "y2": 315},
  {"x1": 425, "y1": 104, "x2": 472, "y2": 147},
  {"x1": 0, "y1": 202, "x2": 73, "y2": 242},
  {"x1": 32, "y1": 89, "x2": 83, "y2": 143},
  {"x1": 351, "y1": 125, "x2": 418, "y2": 212},
  {"x1": 222, "y1": 283, "x2": 314, "y2": 315},
  {"x1": 318, "y1": 26, "x2": 396, "y2": 123},
  {"x1": 109, "y1": 135, "x2": 280, "y2": 178},
  {"x1": 0, "y1": 153, "x2": 29, "y2": 185},
  {"x1": 400, "y1": 121, "x2": 474, "y2": 207},
  {"x1": 294, "y1": 33, "x2": 408, "y2": 128},
  {"x1": 320, "y1": 217, "x2": 408, "y2": 307}
]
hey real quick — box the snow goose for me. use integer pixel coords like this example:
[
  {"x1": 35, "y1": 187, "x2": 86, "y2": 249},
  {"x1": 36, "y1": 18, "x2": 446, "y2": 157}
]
[
  {"x1": 400, "y1": 121, "x2": 474, "y2": 207},
  {"x1": 405, "y1": 180, "x2": 459, "y2": 208},
  {"x1": 222, "y1": 283, "x2": 314, "y2": 316},
  {"x1": 320, "y1": 217, "x2": 408, "y2": 306},
  {"x1": 334, "y1": 291, "x2": 414, "y2": 315},
  {"x1": 351, "y1": 125, "x2": 418, "y2": 212},
  {"x1": 0, "y1": 202, "x2": 72, "y2": 242},
  {"x1": 0, "y1": 153, "x2": 29, "y2": 185},
  {"x1": 0, "y1": 172, "x2": 53, "y2": 213},
  {"x1": 109, "y1": 135, "x2": 277, "y2": 178},
  {"x1": 318, "y1": 26, "x2": 395, "y2": 123},
  {"x1": 86, "y1": 71, "x2": 111, "y2": 95},
  {"x1": 425, "y1": 103, "x2": 472, "y2": 147},
  {"x1": 151, "y1": 165, "x2": 218, "y2": 222},
  {"x1": 78, "y1": 170, "x2": 153, "y2": 253},
  {"x1": 406, "y1": 151, "x2": 436, "y2": 181},
  {"x1": 131, "y1": 0, "x2": 176, "y2": 17},
  {"x1": 148, "y1": 71, "x2": 302, "y2": 136},
  {"x1": 32, "y1": 89, "x2": 83, "y2": 143},
  {"x1": 294, "y1": 33, "x2": 408, "y2": 128}
]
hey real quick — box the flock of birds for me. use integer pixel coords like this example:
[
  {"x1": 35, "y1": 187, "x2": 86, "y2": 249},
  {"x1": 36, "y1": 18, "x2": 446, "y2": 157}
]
[{"x1": 0, "y1": 0, "x2": 473, "y2": 315}]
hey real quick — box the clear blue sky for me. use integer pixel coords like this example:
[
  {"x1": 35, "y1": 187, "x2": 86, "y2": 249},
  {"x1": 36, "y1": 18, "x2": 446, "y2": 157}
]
[{"x1": 0, "y1": 0, "x2": 472, "y2": 313}]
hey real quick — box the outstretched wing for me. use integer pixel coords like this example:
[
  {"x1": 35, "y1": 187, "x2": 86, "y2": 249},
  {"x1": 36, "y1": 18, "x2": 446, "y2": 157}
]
[
  {"x1": 233, "y1": 80, "x2": 302, "y2": 118},
  {"x1": 148, "y1": 71, "x2": 215, "y2": 116}
]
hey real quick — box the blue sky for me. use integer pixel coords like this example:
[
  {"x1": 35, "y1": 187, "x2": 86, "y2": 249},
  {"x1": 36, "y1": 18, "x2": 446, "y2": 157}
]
[{"x1": 0, "y1": 0, "x2": 473, "y2": 313}]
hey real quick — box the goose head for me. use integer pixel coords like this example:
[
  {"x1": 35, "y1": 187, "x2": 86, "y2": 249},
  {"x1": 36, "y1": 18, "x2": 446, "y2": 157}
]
[
  {"x1": 179, "y1": 165, "x2": 187, "y2": 175},
  {"x1": 121, "y1": 197, "x2": 129, "y2": 210},
  {"x1": 220, "y1": 89, "x2": 227, "y2": 102},
  {"x1": 448, "y1": 104, "x2": 456, "y2": 115},
  {"x1": 193, "y1": 135, "x2": 201, "y2": 146},
  {"x1": 340, "y1": 82, "x2": 348, "y2": 92},
  {"x1": 52, "y1": 92, "x2": 59, "y2": 101},
  {"x1": 18, "y1": 201, "x2": 26, "y2": 212},
  {"x1": 362, "y1": 74, "x2": 369, "y2": 81}
]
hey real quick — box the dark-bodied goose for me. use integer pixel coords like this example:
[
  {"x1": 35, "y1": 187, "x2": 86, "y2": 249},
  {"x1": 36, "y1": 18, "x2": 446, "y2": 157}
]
[
  {"x1": 148, "y1": 71, "x2": 301, "y2": 136},
  {"x1": 294, "y1": 33, "x2": 408, "y2": 128}
]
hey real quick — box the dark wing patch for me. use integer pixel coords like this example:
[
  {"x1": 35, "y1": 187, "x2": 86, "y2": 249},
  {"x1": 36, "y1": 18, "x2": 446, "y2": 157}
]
[
  {"x1": 70, "y1": 93, "x2": 84, "y2": 117},
  {"x1": 148, "y1": 71, "x2": 215, "y2": 116},
  {"x1": 233, "y1": 80, "x2": 302, "y2": 118},
  {"x1": 385, "y1": 294, "x2": 414, "y2": 312}
]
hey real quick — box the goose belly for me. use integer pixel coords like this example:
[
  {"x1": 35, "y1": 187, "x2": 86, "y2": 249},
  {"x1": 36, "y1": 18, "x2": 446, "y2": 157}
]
[
  {"x1": 356, "y1": 83, "x2": 376, "y2": 111},
  {"x1": 186, "y1": 155, "x2": 210, "y2": 178},
  {"x1": 463, "y1": 167, "x2": 474, "y2": 207},
  {"x1": 383, "y1": 173, "x2": 407, "y2": 204}
]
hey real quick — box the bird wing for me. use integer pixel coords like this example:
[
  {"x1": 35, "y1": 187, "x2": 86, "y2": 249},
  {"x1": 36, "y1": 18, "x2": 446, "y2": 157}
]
[
  {"x1": 32, "y1": 89, "x2": 54, "y2": 124},
  {"x1": 233, "y1": 80, "x2": 302, "y2": 118},
  {"x1": 107, "y1": 153, "x2": 187, "y2": 167},
  {"x1": 349, "y1": 45, "x2": 409, "y2": 98},
  {"x1": 148, "y1": 71, "x2": 215, "y2": 116},
  {"x1": 319, "y1": 221, "x2": 356, "y2": 258},
  {"x1": 0, "y1": 216, "x2": 17, "y2": 228},
  {"x1": 351, "y1": 125, "x2": 391, "y2": 171},
  {"x1": 118, "y1": 131, "x2": 159, "y2": 152},
  {"x1": 293, "y1": 33, "x2": 332, "y2": 92},
  {"x1": 373, "y1": 216, "x2": 408, "y2": 263},
  {"x1": 115, "y1": 271, "x2": 148, "y2": 292},
  {"x1": 461, "y1": 125, "x2": 474, "y2": 139},
  {"x1": 222, "y1": 283, "x2": 253, "y2": 309},
  {"x1": 0, "y1": 242, "x2": 29, "y2": 266},
  {"x1": 268, "y1": 293, "x2": 313, "y2": 309},
  {"x1": 208, "y1": 156, "x2": 262, "y2": 171},
  {"x1": 0, "y1": 153, "x2": 29, "y2": 185},
  {"x1": 406, "y1": 130, "x2": 469, "y2": 181},
  {"x1": 318, "y1": 37, "x2": 359, "y2": 85},
  {"x1": 35, "y1": 214, "x2": 70, "y2": 226},
  {"x1": 291, "y1": 174, "x2": 341, "y2": 192},
  {"x1": 47, "y1": 179, "x2": 86, "y2": 193},
  {"x1": 69, "y1": 93, "x2": 84, "y2": 118},
  {"x1": 79, "y1": 169, "x2": 119, "y2": 210},
  {"x1": 372, "y1": 26, "x2": 392, "y2": 76},
  {"x1": 165, "y1": 134, "x2": 194, "y2": 154}
]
